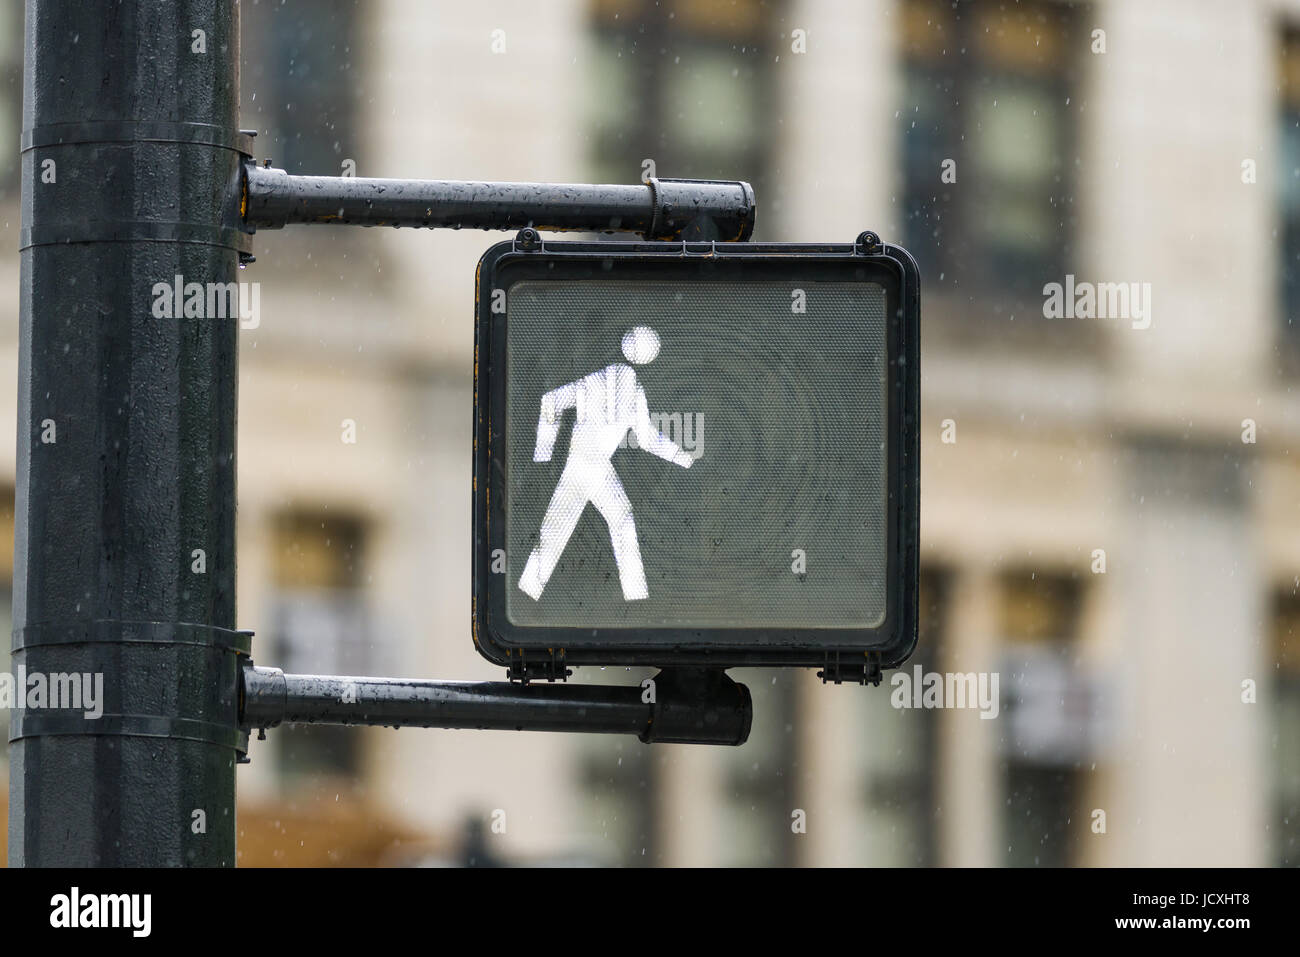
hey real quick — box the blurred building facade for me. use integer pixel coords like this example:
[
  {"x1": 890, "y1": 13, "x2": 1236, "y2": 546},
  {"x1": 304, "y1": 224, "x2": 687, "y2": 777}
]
[{"x1": 1, "y1": 0, "x2": 1299, "y2": 866}]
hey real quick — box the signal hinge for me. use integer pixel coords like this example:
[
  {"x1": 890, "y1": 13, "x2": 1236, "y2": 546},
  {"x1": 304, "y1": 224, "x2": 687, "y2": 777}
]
[
  {"x1": 818, "y1": 650, "x2": 883, "y2": 686},
  {"x1": 507, "y1": 648, "x2": 571, "y2": 684}
]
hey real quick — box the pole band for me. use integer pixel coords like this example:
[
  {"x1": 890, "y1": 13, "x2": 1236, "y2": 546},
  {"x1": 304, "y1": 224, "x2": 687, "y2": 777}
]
[
  {"x1": 9, "y1": 712, "x2": 249, "y2": 752},
  {"x1": 13, "y1": 620, "x2": 253, "y2": 656},
  {"x1": 21, "y1": 120, "x2": 256, "y2": 155}
]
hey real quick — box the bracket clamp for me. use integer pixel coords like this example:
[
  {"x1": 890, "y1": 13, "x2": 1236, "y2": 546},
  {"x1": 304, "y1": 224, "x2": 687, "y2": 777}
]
[
  {"x1": 506, "y1": 647, "x2": 570, "y2": 684},
  {"x1": 818, "y1": 650, "x2": 883, "y2": 686}
]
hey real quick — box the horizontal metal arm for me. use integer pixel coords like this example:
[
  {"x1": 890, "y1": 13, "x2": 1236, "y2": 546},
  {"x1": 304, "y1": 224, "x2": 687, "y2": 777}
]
[
  {"x1": 240, "y1": 665, "x2": 752, "y2": 746},
  {"x1": 242, "y1": 164, "x2": 756, "y2": 241}
]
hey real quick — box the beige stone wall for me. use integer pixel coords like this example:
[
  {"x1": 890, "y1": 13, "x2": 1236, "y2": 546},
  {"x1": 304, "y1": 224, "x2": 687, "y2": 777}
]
[{"x1": 2, "y1": 0, "x2": 1297, "y2": 865}]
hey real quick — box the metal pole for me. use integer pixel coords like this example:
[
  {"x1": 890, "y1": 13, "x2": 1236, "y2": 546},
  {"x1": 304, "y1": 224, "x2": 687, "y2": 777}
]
[
  {"x1": 241, "y1": 667, "x2": 752, "y2": 746},
  {"x1": 243, "y1": 165, "x2": 757, "y2": 241},
  {"x1": 11, "y1": 0, "x2": 249, "y2": 865}
]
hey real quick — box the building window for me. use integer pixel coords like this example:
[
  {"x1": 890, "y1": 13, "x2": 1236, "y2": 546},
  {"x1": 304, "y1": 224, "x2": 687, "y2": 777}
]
[
  {"x1": 241, "y1": 0, "x2": 364, "y2": 175},
  {"x1": 856, "y1": 567, "x2": 947, "y2": 865},
  {"x1": 1279, "y1": 29, "x2": 1300, "y2": 348},
  {"x1": 586, "y1": 0, "x2": 775, "y2": 223},
  {"x1": 268, "y1": 510, "x2": 372, "y2": 784},
  {"x1": 0, "y1": 488, "x2": 13, "y2": 778},
  {"x1": 997, "y1": 569, "x2": 1089, "y2": 867},
  {"x1": 1270, "y1": 587, "x2": 1300, "y2": 866},
  {"x1": 577, "y1": 682, "x2": 659, "y2": 867},
  {"x1": 899, "y1": 0, "x2": 1081, "y2": 308},
  {"x1": 0, "y1": 1, "x2": 20, "y2": 199},
  {"x1": 718, "y1": 668, "x2": 799, "y2": 866}
]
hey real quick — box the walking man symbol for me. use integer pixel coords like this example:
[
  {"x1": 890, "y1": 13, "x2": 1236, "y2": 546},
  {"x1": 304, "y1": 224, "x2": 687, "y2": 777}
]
[{"x1": 518, "y1": 326, "x2": 694, "y2": 601}]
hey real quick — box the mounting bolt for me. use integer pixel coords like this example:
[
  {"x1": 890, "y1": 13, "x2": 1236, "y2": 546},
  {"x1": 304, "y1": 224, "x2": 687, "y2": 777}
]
[
  {"x1": 516, "y1": 227, "x2": 542, "y2": 250},
  {"x1": 856, "y1": 230, "x2": 881, "y2": 254}
]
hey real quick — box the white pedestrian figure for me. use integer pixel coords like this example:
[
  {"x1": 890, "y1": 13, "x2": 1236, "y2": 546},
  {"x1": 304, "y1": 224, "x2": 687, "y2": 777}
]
[{"x1": 518, "y1": 326, "x2": 693, "y2": 601}]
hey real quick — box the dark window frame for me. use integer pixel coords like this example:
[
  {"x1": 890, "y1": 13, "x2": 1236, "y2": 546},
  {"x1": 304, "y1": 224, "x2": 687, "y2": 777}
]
[
  {"x1": 241, "y1": 0, "x2": 366, "y2": 177},
  {"x1": 587, "y1": 0, "x2": 779, "y2": 231},
  {"x1": 1278, "y1": 25, "x2": 1300, "y2": 360},
  {"x1": 1269, "y1": 585, "x2": 1300, "y2": 866},
  {"x1": 995, "y1": 567, "x2": 1088, "y2": 867},
  {"x1": 899, "y1": 0, "x2": 1084, "y2": 322}
]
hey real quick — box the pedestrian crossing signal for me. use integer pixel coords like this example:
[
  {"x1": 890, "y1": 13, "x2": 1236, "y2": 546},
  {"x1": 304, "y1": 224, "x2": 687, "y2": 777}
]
[{"x1": 473, "y1": 236, "x2": 919, "y2": 673}]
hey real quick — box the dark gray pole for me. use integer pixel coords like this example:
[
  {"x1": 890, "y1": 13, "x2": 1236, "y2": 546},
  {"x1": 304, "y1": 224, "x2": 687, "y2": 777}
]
[{"x1": 10, "y1": 0, "x2": 249, "y2": 866}]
